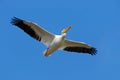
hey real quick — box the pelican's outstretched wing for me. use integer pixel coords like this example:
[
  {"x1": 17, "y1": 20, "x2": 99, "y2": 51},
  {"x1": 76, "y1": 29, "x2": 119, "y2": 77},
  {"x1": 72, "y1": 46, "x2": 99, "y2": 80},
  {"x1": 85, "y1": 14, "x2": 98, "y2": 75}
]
[
  {"x1": 61, "y1": 40, "x2": 97, "y2": 55},
  {"x1": 11, "y1": 17, "x2": 54, "y2": 46}
]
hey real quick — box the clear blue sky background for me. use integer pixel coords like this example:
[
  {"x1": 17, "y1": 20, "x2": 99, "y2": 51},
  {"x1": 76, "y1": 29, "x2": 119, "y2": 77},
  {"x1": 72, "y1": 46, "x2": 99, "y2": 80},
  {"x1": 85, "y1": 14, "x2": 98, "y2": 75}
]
[{"x1": 0, "y1": 0, "x2": 120, "y2": 80}]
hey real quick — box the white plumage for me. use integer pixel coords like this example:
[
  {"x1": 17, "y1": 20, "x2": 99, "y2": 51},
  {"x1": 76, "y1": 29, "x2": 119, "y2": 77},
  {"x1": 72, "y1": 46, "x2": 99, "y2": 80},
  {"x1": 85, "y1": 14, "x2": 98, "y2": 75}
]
[{"x1": 11, "y1": 17, "x2": 97, "y2": 57}]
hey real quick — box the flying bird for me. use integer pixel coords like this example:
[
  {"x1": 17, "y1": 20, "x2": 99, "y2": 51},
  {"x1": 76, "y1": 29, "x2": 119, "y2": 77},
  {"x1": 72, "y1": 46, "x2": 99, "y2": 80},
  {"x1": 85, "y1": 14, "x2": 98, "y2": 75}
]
[{"x1": 11, "y1": 17, "x2": 97, "y2": 57}]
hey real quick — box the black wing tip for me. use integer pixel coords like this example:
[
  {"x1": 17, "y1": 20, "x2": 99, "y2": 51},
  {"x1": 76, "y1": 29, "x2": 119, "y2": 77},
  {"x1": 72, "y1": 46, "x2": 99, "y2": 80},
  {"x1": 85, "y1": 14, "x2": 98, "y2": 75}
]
[
  {"x1": 64, "y1": 46, "x2": 97, "y2": 56},
  {"x1": 11, "y1": 17, "x2": 23, "y2": 25},
  {"x1": 89, "y1": 47, "x2": 97, "y2": 56}
]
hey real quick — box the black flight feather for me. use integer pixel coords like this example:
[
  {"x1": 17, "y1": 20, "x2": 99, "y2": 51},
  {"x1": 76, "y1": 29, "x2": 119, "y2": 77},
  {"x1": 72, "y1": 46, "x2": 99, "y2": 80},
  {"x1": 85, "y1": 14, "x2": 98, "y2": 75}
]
[
  {"x1": 64, "y1": 47, "x2": 97, "y2": 55},
  {"x1": 11, "y1": 17, "x2": 41, "y2": 41}
]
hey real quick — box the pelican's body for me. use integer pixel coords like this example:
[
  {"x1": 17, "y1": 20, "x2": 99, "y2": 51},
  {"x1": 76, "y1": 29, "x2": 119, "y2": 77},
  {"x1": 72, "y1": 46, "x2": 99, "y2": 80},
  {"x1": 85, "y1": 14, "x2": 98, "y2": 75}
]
[{"x1": 11, "y1": 17, "x2": 97, "y2": 57}]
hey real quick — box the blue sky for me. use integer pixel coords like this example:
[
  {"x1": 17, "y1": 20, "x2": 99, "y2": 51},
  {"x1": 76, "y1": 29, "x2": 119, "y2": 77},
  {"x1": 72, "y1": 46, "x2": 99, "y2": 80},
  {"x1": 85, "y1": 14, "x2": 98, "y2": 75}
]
[{"x1": 0, "y1": 0, "x2": 120, "y2": 80}]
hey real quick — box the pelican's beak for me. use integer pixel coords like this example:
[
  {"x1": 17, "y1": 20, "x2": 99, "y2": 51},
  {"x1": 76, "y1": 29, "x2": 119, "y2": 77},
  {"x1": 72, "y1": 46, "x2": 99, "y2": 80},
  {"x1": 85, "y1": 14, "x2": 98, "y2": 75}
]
[{"x1": 62, "y1": 26, "x2": 71, "y2": 34}]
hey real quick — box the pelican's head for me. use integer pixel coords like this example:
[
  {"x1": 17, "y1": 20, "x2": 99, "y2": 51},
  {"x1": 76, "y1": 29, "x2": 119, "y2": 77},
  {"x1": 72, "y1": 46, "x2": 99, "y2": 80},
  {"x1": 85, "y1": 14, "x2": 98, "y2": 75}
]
[{"x1": 61, "y1": 26, "x2": 71, "y2": 34}]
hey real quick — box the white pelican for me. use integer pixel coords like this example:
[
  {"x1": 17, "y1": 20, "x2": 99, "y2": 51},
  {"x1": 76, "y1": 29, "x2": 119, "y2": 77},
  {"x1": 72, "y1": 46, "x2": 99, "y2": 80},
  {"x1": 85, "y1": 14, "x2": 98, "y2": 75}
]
[{"x1": 11, "y1": 17, "x2": 97, "y2": 57}]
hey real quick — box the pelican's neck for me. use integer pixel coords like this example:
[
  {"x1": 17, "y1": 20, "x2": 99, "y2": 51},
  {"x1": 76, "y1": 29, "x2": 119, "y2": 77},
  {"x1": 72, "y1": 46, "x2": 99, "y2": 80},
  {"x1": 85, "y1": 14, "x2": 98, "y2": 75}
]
[{"x1": 61, "y1": 33, "x2": 66, "y2": 39}]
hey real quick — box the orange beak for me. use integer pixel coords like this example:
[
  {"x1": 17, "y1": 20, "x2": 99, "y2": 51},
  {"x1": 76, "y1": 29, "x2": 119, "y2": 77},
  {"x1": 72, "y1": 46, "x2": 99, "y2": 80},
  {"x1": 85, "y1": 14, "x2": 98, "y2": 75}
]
[{"x1": 62, "y1": 26, "x2": 71, "y2": 34}]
